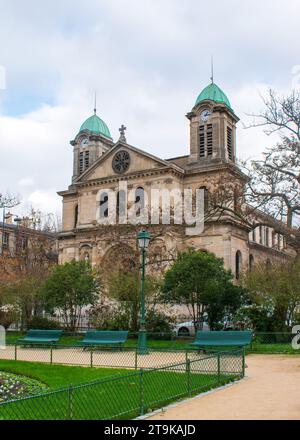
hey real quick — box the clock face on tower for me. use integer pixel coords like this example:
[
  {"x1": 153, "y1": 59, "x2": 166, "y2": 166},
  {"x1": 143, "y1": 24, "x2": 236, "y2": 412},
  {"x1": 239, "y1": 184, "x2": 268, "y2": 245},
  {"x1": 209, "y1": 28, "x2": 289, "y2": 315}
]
[
  {"x1": 200, "y1": 109, "x2": 212, "y2": 122},
  {"x1": 81, "y1": 138, "x2": 89, "y2": 147},
  {"x1": 112, "y1": 150, "x2": 131, "y2": 174}
]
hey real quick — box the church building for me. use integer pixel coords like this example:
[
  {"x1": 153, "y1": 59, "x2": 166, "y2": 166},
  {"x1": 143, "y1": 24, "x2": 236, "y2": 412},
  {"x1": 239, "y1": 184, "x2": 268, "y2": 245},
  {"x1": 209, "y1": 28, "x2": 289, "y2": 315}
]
[{"x1": 58, "y1": 82, "x2": 293, "y2": 280}]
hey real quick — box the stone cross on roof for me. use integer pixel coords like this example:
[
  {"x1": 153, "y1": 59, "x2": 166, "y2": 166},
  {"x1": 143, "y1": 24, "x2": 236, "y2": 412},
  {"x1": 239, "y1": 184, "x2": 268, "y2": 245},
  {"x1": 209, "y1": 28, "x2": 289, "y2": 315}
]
[{"x1": 119, "y1": 124, "x2": 127, "y2": 142}]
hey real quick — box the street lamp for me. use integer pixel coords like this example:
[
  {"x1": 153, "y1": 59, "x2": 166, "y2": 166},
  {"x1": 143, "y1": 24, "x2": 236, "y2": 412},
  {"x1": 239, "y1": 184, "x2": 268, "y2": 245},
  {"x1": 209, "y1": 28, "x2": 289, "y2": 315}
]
[{"x1": 137, "y1": 230, "x2": 151, "y2": 354}]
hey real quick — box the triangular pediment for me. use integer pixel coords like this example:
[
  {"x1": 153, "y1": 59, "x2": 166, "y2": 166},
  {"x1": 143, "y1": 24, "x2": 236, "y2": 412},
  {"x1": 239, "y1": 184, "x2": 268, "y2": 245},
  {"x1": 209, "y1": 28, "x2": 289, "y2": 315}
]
[{"x1": 75, "y1": 141, "x2": 184, "y2": 183}]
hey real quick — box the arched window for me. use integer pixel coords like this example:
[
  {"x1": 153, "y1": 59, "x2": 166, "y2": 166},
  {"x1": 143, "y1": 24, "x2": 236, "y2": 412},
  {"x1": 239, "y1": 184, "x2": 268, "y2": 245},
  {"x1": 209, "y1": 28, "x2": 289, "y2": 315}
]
[
  {"x1": 266, "y1": 228, "x2": 270, "y2": 247},
  {"x1": 100, "y1": 192, "x2": 109, "y2": 218},
  {"x1": 199, "y1": 187, "x2": 209, "y2": 213},
  {"x1": 117, "y1": 190, "x2": 126, "y2": 220},
  {"x1": 249, "y1": 254, "x2": 254, "y2": 272},
  {"x1": 135, "y1": 187, "x2": 145, "y2": 217},
  {"x1": 272, "y1": 231, "x2": 276, "y2": 248},
  {"x1": 236, "y1": 251, "x2": 242, "y2": 280},
  {"x1": 74, "y1": 205, "x2": 78, "y2": 228},
  {"x1": 277, "y1": 234, "x2": 282, "y2": 250},
  {"x1": 266, "y1": 258, "x2": 272, "y2": 272},
  {"x1": 259, "y1": 226, "x2": 263, "y2": 244}
]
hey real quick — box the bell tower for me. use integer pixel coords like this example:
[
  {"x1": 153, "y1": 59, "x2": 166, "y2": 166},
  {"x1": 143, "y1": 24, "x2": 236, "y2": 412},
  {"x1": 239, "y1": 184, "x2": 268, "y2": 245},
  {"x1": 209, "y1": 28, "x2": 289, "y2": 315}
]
[
  {"x1": 187, "y1": 82, "x2": 239, "y2": 166},
  {"x1": 70, "y1": 109, "x2": 114, "y2": 182}
]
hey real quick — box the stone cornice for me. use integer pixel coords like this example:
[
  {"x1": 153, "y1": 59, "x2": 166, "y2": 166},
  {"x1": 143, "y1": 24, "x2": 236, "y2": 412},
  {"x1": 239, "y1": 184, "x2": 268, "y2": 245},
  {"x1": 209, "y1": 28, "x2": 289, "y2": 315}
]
[
  {"x1": 58, "y1": 231, "x2": 76, "y2": 239},
  {"x1": 249, "y1": 241, "x2": 292, "y2": 258},
  {"x1": 186, "y1": 101, "x2": 240, "y2": 123},
  {"x1": 70, "y1": 130, "x2": 114, "y2": 147},
  {"x1": 185, "y1": 161, "x2": 248, "y2": 181},
  {"x1": 57, "y1": 189, "x2": 78, "y2": 197},
  {"x1": 73, "y1": 166, "x2": 185, "y2": 189}
]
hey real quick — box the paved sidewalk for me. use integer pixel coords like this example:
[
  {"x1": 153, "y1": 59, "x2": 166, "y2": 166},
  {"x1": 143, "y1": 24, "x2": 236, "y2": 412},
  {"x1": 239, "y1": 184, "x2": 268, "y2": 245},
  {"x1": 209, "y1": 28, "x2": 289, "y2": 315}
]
[{"x1": 148, "y1": 355, "x2": 300, "y2": 420}]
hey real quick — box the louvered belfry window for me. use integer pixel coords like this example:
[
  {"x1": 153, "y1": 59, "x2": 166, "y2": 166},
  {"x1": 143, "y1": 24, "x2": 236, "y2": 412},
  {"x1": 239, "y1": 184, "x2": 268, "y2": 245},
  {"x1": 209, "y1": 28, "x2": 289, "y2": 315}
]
[
  {"x1": 227, "y1": 126, "x2": 233, "y2": 160},
  {"x1": 199, "y1": 126, "x2": 205, "y2": 158},
  {"x1": 199, "y1": 124, "x2": 213, "y2": 158},
  {"x1": 79, "y1": 152, "x2": 84, "y2": 174},
  {"x1": 84, "y1": 151, "x2": 90, "y2": 170},
  {"x1": 79, "y1": 151, "x2": 90, "y2": 174},
  {"x1": 207, "y1": 124, "x2": 213, "y2": 156}
]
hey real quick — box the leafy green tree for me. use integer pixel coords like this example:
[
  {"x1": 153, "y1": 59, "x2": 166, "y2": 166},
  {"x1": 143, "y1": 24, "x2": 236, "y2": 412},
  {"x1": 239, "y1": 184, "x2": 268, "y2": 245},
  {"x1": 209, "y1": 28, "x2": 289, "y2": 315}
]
[
  {"x1": 42, "y1": 261, "x2": 99, "y2": 331},
  {"x1": 107, "y1": 271, "x2": 161, "y2": 332},
  {"x1": 242, "y1": 258, "x2": 300, "y2": 331},
  {"x1": 161, "y1": 250, "x2": 243, "y2": 330},
  {"x1": 0, "y1": 267, "x2": 48, "y2": 330}
]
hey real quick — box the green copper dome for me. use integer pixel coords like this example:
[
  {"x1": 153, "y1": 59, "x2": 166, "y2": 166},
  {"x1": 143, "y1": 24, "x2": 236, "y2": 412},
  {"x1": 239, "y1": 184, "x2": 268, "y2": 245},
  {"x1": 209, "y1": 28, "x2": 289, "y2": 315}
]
[
  {"x1": 79, "y1": 113, "x2": 112, "y2": 139},
  {"x1": 195, "y1": 83, "x2": 232, "y2": 109}
]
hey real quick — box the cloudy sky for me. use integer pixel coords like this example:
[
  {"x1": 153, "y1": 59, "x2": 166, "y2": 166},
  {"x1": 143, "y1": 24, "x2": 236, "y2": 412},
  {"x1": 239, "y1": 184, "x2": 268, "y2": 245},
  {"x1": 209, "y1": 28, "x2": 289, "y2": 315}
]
[{"x1": 0, "y1": 0, "x2": 299, "y2": 219}]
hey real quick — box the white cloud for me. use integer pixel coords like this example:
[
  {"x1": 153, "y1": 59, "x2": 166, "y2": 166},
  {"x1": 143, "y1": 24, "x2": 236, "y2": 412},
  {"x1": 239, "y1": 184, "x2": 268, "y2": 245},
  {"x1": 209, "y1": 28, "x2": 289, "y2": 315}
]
[
  {"x1": 0, "y1": 0, "x2": 299, "y2": 218},
  {"x1": 27, "y1": 190, "x2": 61, "y2": 215},
  {"x1": 17, "y1": 177, "x2": 35, "y2": 187}
]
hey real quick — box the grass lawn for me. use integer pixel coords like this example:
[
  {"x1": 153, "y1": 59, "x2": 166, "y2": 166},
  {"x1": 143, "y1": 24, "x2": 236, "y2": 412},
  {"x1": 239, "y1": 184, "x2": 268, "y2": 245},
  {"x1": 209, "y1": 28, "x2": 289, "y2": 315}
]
[
  {"x1": 0, "y1": 359, "x2": 237, "y2": 420},
  {"x1": 0, "y1": 360, "x2": 128, "y2": 389},
  {"x1": 247, "y1": 343, "x2": 299, "y2": 355}
]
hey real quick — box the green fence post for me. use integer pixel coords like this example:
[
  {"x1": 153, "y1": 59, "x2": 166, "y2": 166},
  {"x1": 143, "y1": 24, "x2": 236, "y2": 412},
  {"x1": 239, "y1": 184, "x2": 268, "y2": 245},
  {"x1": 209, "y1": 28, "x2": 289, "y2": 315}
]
[
  {"x1": 186, "y1": 359, "x2": 191, "y2": 397},
  {"x1": 90, "y1": 348, "x2": 93, "y2": 368},
  {"x1": 242, "y1": 348, "x2": 245, "y2": 378},
  {"x1": 50, "y1": 346, "x2": 53, "y2": 365},
  {"x1": 185, "y1": 350, "x2": 188, "y2": 370},
  {"x1": 139, "y1": 369, "x2": 144, "y2": 416},
  {"x1": 217, "y1": 353, "x2": 221, "y2": 383},
  {"x1": 68, "y1": 385, "x2": 73, "y2": 420},
  {"x1": 14, "y1": 344, "x2": 17, "y2": 361}
]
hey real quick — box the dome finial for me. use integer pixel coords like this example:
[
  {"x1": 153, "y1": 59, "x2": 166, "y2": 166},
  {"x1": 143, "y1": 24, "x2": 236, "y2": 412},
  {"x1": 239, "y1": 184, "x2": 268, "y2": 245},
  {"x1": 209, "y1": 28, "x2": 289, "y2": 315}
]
[
  {"x1": 94, "y1": 91, "x2": 97, "y2": 115},
  {"x1": 210, "y1": 56, "x2": 214, "y2": 84}
]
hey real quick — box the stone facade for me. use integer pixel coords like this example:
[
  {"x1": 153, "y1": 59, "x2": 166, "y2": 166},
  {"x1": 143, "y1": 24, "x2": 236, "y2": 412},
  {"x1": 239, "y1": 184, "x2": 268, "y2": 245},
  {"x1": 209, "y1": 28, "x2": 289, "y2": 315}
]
[
  {"x1": 58, "y1": 84, "x2": 294, "y2": 280},
  {"x1": 0, "y1": 214, "x2": 58, "y2": 262}
]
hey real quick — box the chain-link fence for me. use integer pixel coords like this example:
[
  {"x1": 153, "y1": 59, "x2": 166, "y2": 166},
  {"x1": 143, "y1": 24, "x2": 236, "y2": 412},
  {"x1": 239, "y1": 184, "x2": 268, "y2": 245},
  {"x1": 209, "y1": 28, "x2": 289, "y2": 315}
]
[
  {"x1": 2, "y1": 330, "x2": 299, "y2": 366},
  {"x1": 0, "y1": 349, "x2": 244, "y2": 420},
  {"x1": 252, "y1": 333, "x2": 297, "y2": 344},
  {"x1": 0, "y1": 343, "x2": 242, "y2": 370},
  {"x1": 248, "y1": 332, "x2": 300, "y2": 354}
]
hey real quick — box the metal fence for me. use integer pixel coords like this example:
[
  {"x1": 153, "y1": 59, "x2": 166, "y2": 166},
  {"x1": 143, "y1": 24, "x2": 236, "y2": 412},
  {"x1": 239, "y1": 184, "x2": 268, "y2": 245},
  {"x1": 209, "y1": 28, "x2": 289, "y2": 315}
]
[
  {"x1": 3, "y1": 331, "x2": 299, "y2": 359},
  {"x1": 248, "y1": 332, "x2": 300, "y2": 353},
  {"x1": 0, "y1": 349, "x2": 244, "y2": 420},
  {"x1": 0, "y1": 343, "x2": 243, "y2": 370},
  {"x1": 252, "y1": 332, "x2": 298, "y2": 344}
]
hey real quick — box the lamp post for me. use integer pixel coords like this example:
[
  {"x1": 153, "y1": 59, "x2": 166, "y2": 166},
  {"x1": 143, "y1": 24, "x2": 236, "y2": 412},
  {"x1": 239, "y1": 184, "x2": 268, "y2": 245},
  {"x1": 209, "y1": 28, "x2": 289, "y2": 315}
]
[{"x1": 137, "y1": 230, "x2": 151, "y2": 355}]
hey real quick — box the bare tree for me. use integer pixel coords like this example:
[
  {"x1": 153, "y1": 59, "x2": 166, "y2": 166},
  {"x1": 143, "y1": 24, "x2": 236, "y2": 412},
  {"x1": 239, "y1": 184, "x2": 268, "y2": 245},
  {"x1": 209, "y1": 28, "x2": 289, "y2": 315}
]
[
  {"x1": 0, "y1": 192, "x2": 20, "y2": 255},
  {"x1": 0, "y1": 193, "x2": 20, "y2": 211},
  {"x1": 242, "y1": 89, "x2": 300, "y2": 250},
  {"x1": 200, "y1": 90, "x2": 300, "y2": 254}
]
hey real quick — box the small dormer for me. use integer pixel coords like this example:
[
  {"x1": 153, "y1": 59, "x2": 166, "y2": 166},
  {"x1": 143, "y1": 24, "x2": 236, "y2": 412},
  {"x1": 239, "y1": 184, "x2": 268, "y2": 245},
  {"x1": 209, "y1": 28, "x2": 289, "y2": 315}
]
[
  {"x1": 71, "y1": 110, "x2": 114, "y2": 182},
  {"x1": 187, "y1": 82, "x2": 239, "y2": 165}
]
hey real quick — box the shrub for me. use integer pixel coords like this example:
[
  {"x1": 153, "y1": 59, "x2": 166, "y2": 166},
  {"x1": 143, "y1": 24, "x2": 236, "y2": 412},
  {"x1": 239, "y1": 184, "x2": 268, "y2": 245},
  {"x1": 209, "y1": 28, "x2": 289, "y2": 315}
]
[
  {"x1": 145, "y1": 310, "x2": 175, "y2": 334},
  {"x1": 27, "y1": 316, "x2": 61, "y2": 330}
]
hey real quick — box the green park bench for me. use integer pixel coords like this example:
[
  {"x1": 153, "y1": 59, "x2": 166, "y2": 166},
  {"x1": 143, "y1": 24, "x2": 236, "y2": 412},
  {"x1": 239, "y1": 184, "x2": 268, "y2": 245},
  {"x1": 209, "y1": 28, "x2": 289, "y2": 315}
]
[
  {"x1": 17, "y1": 329, "x2": 63, "y2": 346},
  {"x1": 191, "y1": 331, "x2": 253, "y2": 349},
  {"x1": 79, "y1": 330, "x2": 129, "y2": 350}
]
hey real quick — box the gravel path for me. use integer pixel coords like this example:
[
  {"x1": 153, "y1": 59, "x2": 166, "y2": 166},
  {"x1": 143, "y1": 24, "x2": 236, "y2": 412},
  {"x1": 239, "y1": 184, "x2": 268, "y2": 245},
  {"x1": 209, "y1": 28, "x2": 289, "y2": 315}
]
[
  {"x1": 0, "y1": 346, "x2": 200, "y2": 369},
  {"x1": 148, "y1": 355, "x2": 300, "y2": 420}
]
